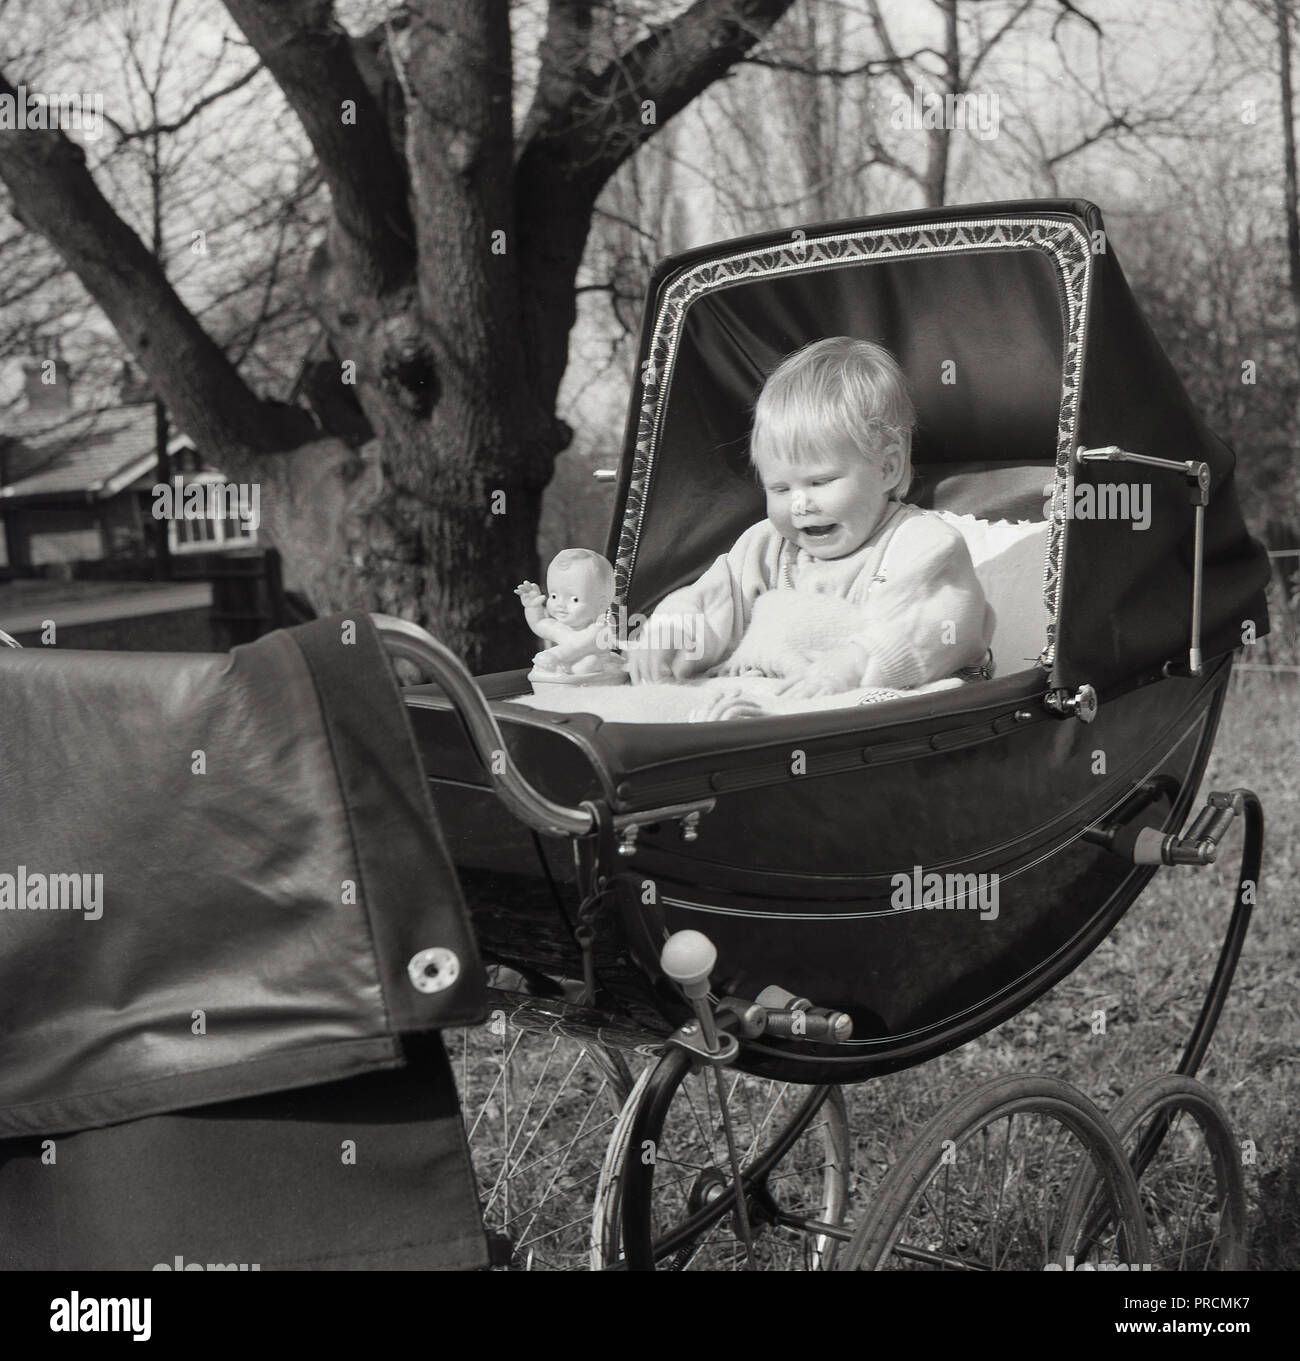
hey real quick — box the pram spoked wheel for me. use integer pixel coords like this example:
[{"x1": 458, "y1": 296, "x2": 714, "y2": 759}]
[
  {"x1": 839, "y1": 1074, "x2": 1151, "y2": 1271},
  {"x1": 590, "y1": 929, "x2": 851, "y2": 1270},
  {"x1": 453, "y1": 1000, "x2": 652, "y2": 1271},
  {"x1": 1060, "y1": 1075, "x2": 1248, "y2": 1271},
  {"x1": 593, "y1": 1050, "x2": 851, "y2": 1270},
  {"x1": 454, "y1": 993, "x2": 850, "y2": 1271}
]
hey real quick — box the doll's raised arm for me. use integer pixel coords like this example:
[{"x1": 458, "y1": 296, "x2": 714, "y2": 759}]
[{"x1": 515, "y1": 581, "x2": 550, "y2": 635}]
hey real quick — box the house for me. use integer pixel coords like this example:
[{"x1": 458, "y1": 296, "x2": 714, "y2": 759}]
[{"x1": 0, "y1": 356, "x2": 255, "y2": 573}]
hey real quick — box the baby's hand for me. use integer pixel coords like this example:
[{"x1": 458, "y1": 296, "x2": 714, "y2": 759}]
[
  {"x1": 709, "y1": 657, "x2": 768, "y2": 679},
  {"x1": 515, "y1": 581, "x2": 544, "y2": 607},
  {"x1": 690, "y1": 688, "x2": 769, "y2": 722},
  {"x1": 776, "y1": 643, "x2": 867, "y2": 700},
  {"x1": 625, "y1": 613, "x2": 702, "y2": 684},
  {"x1": 626, "y1": 637, "x2": 681, "y2": 685}
]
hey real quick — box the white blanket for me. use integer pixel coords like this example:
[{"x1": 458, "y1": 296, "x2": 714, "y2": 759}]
[
  {"x1": 509, "y1": 673, "x2": 962, "y2": 723},
  {"x1": 710, "y1": 589, "x2": 865, "y2": 680}
]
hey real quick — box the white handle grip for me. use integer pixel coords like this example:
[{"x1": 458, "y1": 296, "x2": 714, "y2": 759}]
[{"x1": 661, "y1": 930, "x2": 716, "y2": 999}]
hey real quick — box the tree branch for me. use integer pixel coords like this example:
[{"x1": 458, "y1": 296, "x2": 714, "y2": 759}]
[
  {"x1": 228, "y1": 208, "x2": 293, "y2": 367},
  {"x1": 964, "y1": 0, "x2": 1036, "y2": 85},
  {"x1": 514, "y1": 0, "x2": 797, "y2": 409},
  {"x1": 866, "y1": 0, "x2": 923, "y2": 101},
  {"x1": 221, "y1": 0, "x2": 414, "y2": 291},
  {"x1": 1044, "y1": 110, "x2": 1132, "y2": 166},
  {"x1": 1050, "y1": 0, "x2": 1104, "y2": 41},
  {"x1": 102, "y1": 62, "x2": 265, "y2": 146},
  {"x1": 0, "y1": 70, "x2": 314, "y2": 463},
  {"x1": 521, "y1": 0, "x2": 596, "y2": 147},
  {"x1": 741, "y1": 48, "x2": 946, "y2": 78},
  {"x1": 524, "y1": 0, "x2": 798, "y2": 191}
]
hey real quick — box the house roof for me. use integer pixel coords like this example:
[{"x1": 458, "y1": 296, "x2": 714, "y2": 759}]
[{"x1": 0, "y1": 403, "x2": 186, "y2": 502}]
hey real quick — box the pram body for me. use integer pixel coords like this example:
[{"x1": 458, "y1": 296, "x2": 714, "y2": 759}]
[{"x1": 407, "y1": 200, "x2": 1269, "y2": 1086}]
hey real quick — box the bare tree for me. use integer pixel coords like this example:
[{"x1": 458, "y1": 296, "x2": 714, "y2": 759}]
[
  {"x1": 714, "y1": 0, "x2": 1112, "y2": 217},
  {"x1": 0, "y1": 0, "x2": 799, "y2": 669},
  {"x1": 0, "y1": 2, "x2": 326, "y2": 497}
]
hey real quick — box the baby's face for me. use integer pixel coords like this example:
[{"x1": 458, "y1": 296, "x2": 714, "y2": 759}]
[
  {"x1": 546, "y1": 562, "x2": 606, "y2": 627},
  {"x1": 756, "y1": 440, "x2": 901, "y2": 560}
]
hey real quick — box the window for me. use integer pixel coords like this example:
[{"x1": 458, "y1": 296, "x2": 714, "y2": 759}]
[{"x1": 166, "y1": 474, "x2": 258, "y2": 555}]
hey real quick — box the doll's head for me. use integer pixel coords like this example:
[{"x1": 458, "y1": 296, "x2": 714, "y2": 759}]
[
  {"x1": 749, "y1": 338, "x2": 917, "y2": 560},
  {"x1": 545, "y1": 549, "x2": 615, "y2": 628}
]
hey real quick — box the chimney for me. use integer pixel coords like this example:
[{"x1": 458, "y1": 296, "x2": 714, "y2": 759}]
[{"x1": 22, "y1": 341, "x2": 72, "y2": 413}]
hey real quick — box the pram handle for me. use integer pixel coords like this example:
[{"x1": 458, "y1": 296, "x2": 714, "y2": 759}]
[{"x1": 372, "y1": 613, "x2": 714, "y2": 841}]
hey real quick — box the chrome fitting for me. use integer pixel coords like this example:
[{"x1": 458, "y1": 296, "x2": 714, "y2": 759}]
[
  {"x1": 1043, "y1": 684, "x2": 1098, "y2": 723},
  {"x1": 668, "y1": 1022, "x2": 740, "y2": 1066}
]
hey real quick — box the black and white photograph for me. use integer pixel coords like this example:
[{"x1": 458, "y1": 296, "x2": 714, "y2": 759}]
[{"x1": 0, "y1": 0, "x2": 1295, "y2": 1323}]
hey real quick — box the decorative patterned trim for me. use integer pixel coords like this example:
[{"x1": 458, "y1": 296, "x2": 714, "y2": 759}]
[{"x1": 614, "y1": 217, "x2": 1094, "y2": 670}]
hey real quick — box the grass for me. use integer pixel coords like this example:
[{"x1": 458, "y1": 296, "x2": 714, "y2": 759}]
[{"x1": 456, "y1": 673, "x2": 1299, "y2": 1269}]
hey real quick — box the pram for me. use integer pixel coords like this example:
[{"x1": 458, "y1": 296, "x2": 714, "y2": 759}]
[{"x1": 397, "y1": 199, "x2": 1271, "y2": 1271}]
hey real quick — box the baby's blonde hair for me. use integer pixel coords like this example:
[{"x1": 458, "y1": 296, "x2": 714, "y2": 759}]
[{"x1": 750, "y1": 337, "x2": 916, "y2": 498}]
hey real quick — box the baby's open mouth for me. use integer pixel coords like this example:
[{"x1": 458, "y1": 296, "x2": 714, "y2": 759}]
[{"x1": 799, "y1": 523, "x2": 837, "y2": 538}]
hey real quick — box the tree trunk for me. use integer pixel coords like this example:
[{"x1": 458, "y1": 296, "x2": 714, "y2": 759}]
[
  {"x1": 291, "y1": 1, "x2": 563, "y2": 673},
  {"x1": 1276, "y1": 0, "x2": 1300, "y2": 453},
  {"x1": 923, "y1": 0, "x2": 961, "y2": 209},
  {"x1": 250, "y1": 428, "x2": 551, "y2": 675}
]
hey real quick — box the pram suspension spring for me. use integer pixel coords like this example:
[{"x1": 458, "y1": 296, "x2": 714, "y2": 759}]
[
  {"x1": 1085, "y1": 786, "x2": 1249, "y2": 868},
  {"x1": 1132, "y1": 789, "x2": 1246, "y2": 867}
]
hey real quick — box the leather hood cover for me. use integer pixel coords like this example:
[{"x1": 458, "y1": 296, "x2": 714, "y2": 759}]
[{"x1": 0, "y1": 613, "x2": 485, "y2": 1137}]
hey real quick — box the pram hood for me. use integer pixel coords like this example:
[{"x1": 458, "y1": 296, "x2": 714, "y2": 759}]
[
  {"x1": 608, "y1": 198, "x2": 1270, "y2": 692},
  {"x1": 0, "y1": 614, "x2": 485, "y2": 1137}
]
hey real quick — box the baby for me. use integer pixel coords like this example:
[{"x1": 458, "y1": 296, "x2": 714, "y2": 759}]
[
  {"x1": 516, "y1": 548, "x2": 623, "y2": 676},
  {"x1": 627, "y1": 337, "x2": 991, "y2": 698}
]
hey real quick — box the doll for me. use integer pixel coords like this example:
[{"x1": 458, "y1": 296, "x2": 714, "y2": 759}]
[{"x1": 515, "y1": 549, "x2": 626, "y2": 685}]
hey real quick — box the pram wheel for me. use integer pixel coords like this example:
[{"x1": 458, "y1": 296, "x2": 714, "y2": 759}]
[
  {"x1": 453, "y1": 1000, "x2": 655, "y2": 1271},
  {"x1": 840, "y1": 1074, "x2": 1150, "y2": 1271},
  {"x1": 1059, "y1": 1074, "x2": 1248, "y2": 1271},
  {"x1": 597, "y1": 1046, "x2": 851, "y2": 1270}
]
